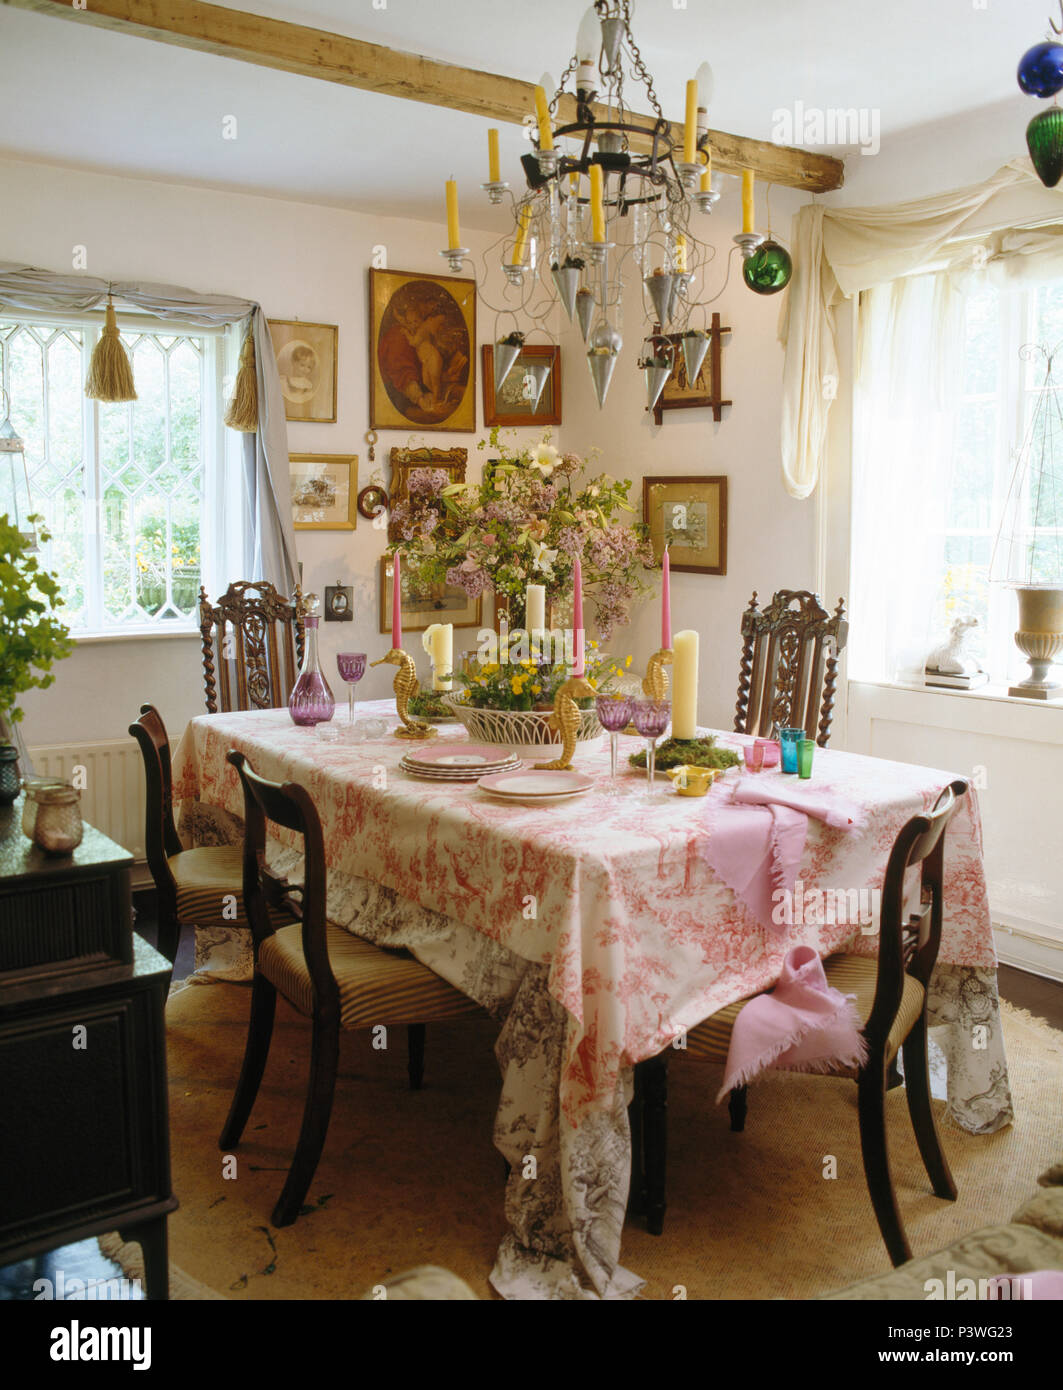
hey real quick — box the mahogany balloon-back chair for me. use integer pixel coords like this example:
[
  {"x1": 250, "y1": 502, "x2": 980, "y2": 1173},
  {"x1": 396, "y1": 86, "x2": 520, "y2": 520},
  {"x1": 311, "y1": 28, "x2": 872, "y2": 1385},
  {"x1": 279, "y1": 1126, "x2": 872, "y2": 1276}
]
[
  {"x1": 199, "y1": 580, "x2": 306, "y2": 713},
  {"x1": 631, "y1": 781, "x2": 968, "y2": 1267},
  {"x1": 733, "y1": 589, "x2": 849, "y2": 748},
  {"x1": 222, "y1": 750, "x2": 484, "y2": 1228}
]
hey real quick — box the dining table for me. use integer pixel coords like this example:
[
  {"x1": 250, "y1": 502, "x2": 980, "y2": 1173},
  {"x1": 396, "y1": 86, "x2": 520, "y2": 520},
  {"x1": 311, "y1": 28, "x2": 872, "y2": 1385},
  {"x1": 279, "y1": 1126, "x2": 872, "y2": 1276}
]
[{"x1": 171, "y1": 698, "x2": 1013, "y2": 1300}]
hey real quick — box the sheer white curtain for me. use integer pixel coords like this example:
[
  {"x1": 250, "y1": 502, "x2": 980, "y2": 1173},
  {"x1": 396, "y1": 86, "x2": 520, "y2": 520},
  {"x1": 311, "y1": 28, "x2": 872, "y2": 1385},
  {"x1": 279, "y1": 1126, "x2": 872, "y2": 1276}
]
[{"x1": 850, "y1": 271, "x2": 967, "y2": 681}]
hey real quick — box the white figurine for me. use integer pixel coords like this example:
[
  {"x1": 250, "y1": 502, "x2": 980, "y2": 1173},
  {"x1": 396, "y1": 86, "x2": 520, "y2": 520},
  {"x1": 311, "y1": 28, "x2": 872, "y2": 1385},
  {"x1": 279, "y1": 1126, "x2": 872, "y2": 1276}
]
[{"x1": 926, "y1": 615, "x2": 984, "y2": 676}]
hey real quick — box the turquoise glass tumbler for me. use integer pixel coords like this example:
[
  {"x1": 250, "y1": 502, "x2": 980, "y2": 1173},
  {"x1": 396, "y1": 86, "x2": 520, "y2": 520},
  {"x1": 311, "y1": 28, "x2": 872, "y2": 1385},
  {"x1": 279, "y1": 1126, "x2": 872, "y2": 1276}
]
[
  {"x1": 797, "y1": 739, "x2": 815, "y2": 779},
  {"x1": 780, "y1": 727, "x2": 804, "y2": 774}
]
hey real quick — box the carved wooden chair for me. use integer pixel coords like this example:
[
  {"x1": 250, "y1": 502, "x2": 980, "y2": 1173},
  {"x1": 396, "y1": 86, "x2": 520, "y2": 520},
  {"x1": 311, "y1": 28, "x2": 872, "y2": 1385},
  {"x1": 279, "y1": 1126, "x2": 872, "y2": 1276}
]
[
  {"x1": 222, "y1": 750, "x2": 484, "y2": 1228},
  {"x1": 128, "y1": 704, "x2": 291, "y2": 965},
  {"x1": 630, "y1": 780, "x2": 967, "y2": 1266},
  {"x1": 199, "y1": 581, "x2": 306, "y2": 714},
  {"x1": 733, "y1": 589, "x2": 848, "y2": 748}
]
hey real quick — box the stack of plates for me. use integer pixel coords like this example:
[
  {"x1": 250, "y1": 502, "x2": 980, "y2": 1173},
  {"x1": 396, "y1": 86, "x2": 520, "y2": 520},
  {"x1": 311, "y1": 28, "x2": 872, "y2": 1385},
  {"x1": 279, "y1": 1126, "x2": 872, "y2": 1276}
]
[
  {"x1": 478, "y1": 769, "x2": 595, "y2": 803},
  {"x1": 400, "y1": 743, "x2": 521, "y2": 781}
]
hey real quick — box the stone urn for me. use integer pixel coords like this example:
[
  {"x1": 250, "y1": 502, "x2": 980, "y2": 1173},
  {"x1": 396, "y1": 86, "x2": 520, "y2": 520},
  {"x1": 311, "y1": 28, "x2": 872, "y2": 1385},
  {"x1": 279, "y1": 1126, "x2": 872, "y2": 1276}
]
[{"x1": 1009, "y1": 585, "x2": 1063, "y2": 699}]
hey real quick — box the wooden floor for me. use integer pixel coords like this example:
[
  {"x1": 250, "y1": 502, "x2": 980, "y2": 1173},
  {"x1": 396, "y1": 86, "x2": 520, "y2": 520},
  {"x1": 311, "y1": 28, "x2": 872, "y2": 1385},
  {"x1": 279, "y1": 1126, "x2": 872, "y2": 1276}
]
[{"x1": 2, "y1": 895, "x2": 1060, "y2": 1301}]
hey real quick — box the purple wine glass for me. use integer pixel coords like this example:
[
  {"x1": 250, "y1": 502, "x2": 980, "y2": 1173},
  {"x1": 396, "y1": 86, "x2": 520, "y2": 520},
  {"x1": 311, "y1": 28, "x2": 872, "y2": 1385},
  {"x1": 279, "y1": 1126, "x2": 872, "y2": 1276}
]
[
  {"x1": 596, "y1": 695, "x2": 633, "y2": 790},
  {"x1": 631, "y1": 698, "x2": 672, "y2": 790},
  {"x1": 336, "y1": 652, "x2": 367, "y2": 730}
]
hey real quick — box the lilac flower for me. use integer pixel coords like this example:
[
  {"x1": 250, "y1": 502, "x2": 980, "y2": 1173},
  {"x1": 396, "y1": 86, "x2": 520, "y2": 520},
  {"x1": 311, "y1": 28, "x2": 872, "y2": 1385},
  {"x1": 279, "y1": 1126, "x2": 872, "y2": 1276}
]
[
  {"x1": 557, "y1": 526, "x2": 585, "y2": 557},
  {"x1": 408, "y1": 468, "x2": 449, "y2": 497}
]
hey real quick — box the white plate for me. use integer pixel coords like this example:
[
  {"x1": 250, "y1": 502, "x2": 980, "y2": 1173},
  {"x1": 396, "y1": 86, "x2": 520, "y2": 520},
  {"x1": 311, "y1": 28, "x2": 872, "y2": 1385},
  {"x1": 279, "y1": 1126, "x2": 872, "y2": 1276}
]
[
  {"x1": 478, "y1": 769, "x2": 595, "y2": 801},
  {"x1": 400, "y1": 756, "x2": 520, "y2": 782}
]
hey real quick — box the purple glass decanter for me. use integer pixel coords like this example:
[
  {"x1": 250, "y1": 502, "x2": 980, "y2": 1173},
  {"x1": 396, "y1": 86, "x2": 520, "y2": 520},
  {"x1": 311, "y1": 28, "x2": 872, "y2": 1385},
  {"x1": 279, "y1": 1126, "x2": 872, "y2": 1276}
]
[{"x1": 288, "y1": 594, "x2": 335, "y2": 726}]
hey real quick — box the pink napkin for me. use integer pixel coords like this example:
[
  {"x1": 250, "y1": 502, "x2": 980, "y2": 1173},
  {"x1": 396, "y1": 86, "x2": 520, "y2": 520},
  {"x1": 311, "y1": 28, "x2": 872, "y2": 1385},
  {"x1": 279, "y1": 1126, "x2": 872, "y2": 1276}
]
[
  {"x1": 717, "y1": 944, "x2": 868, "y2": 1101},
  {"x1": 984, "y1": 1271, "x2": 1063, "y2": 1301},
  {"x1": 732, "y1": 777, "x2": 861, "y2": 829},
  {"x1": 701, "y1": 801, "x2": 808, "y2": 934}
]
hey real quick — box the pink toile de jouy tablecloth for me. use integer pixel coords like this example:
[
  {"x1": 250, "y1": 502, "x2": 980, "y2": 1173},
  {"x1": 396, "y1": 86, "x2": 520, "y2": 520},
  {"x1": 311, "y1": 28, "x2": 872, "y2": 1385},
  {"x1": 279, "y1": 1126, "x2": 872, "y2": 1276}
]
[{"x1": 172, "y1": 701, "x2": 1012, "y2": 1299}]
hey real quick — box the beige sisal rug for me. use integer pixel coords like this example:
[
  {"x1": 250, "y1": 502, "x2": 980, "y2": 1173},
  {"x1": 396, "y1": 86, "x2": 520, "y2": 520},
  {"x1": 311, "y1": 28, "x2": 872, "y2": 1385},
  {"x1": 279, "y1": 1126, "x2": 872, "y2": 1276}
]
[{"x1": 125, "y1": 980, "x2": 1062, "y2": 1300}]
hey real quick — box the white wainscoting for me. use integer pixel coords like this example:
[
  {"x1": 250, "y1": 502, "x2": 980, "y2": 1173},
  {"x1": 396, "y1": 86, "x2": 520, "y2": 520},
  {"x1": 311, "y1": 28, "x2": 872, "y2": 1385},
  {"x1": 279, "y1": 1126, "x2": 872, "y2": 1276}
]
[
  {"x1": 29, "y1": 739, "x2": 146, "y2": 874},
  {"x1": 847, "y1": 681, "x2": 1063, "y2": 981}
]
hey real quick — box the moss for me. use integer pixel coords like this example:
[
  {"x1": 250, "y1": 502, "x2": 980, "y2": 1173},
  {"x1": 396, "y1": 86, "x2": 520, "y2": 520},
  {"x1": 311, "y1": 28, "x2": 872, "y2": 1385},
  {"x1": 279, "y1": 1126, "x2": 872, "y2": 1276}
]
[{"x1": 628, "y1": 735, "x2": 741, "y2": 772}]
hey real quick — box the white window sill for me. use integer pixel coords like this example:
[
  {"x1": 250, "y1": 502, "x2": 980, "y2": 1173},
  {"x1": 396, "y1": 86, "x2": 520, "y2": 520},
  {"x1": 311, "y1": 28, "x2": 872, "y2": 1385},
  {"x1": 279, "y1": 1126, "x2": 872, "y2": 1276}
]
[
  {"x1": 70, "y1": 627, "x2": 201, "y2": 645},
  {"x1": 854, "y1": 678, "x2": 1063, "y2": 710}
]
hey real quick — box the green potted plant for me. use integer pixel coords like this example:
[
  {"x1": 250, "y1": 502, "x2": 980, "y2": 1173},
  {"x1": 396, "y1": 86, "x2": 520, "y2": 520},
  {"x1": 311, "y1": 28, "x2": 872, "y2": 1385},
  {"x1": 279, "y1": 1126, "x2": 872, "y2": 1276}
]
[{"x1": 0, "y1": 514, "x2": 74, "y2": 804}]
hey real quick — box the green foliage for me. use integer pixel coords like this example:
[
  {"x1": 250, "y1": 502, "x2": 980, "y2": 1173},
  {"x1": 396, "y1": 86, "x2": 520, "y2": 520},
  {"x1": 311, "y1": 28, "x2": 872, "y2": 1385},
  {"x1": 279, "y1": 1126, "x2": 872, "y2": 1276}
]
[
  {"x1": 628, "y1": 736, "x2": 741, "y2": 772},
  {"x1": 0, "y1": 514, "x2": 74, "y2": 729}
]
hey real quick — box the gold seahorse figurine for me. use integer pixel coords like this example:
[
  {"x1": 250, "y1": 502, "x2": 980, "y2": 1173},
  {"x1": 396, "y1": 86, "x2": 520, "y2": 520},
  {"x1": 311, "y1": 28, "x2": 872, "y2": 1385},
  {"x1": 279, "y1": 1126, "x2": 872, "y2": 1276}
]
[
  {"x1": 535, "y1": 675, "x2": 597, "y2": 771},
  {"x1": 370, "y1": 648, "x2": 438, "y2": 739},
  {"x1": 642, "y1": 648, "x2": 673, "y2": 701}
]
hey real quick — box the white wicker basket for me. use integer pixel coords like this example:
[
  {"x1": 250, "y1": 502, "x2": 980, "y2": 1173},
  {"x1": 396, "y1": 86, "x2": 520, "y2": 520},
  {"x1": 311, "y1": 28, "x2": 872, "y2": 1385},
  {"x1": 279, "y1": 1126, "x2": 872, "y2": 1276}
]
[{"x1": 442, "y1": 695, "x2": 602, "y2": 755}]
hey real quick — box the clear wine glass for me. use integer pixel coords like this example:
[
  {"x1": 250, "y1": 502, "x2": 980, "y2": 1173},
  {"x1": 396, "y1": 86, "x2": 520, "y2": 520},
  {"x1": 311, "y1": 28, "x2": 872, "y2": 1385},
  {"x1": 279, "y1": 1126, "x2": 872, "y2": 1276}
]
[
  {"x1": 596, "y1": 694, "x2": 633, "y2": 793},
  {"x1": 631, "y1": 698, "x2": 672, "y2": 791},
  {"x1": 336, "y1": 652, "x2": 367, "y2": 734}
]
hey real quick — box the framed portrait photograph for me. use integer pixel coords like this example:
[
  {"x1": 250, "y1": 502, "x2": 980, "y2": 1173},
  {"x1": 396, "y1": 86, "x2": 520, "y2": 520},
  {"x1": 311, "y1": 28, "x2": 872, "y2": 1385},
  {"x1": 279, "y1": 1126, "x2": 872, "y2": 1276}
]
[
  {"x1": 642, "y1": 475, "x2": 727, "y2": 575},
  {"x1": 267, "y1": 320, "x2": 338, "y2": 423},
  {"x1": 369, "y1": 267, "x2": 476, "y2": 433},
  {"x1": 481, "y1": 344, "x2": 562, "y2": 426},
  {"x1": 651, "y1": 312, "x2": 732, "y2": 425},
  {"x1": 289, "y1": 453, "x2": 357, "y2": 531},
  {"x1": 379, "y1": 556, "x2": 483, "y2": 634}
]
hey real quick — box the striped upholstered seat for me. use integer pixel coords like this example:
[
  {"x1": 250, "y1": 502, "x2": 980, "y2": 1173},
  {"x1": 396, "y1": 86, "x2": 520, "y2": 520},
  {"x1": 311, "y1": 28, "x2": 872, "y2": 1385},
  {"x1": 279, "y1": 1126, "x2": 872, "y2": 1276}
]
[
  {"x1": 259, "y1": 922, "x2": 482, "y2": 1030},
  {"x1": 169, "y1": 846, "x2": 293, "y2": 929},
  {"x1": 685, "y1": 953, "x2": 926, "y2": 1071}
]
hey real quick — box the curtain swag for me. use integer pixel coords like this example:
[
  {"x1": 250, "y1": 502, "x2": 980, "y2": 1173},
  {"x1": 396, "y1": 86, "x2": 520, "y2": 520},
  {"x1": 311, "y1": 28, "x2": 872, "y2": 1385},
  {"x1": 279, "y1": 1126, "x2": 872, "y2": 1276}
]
[
  {"x1": 0, "y1": 264, "x2": 297, "y2": 592},
  {"x1": 780, "y1": 158, "x2": 1059, "y2": 500}
]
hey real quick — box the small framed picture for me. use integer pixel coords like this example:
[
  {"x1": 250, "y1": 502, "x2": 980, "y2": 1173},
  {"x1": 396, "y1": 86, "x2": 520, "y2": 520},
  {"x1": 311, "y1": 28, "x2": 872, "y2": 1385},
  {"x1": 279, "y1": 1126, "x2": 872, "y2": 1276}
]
[
  {"x1": 481, "y1": 344, "x2": 562, "y2": 426},
  {"x1": 651, "y1": 312, "x2": 732, "y2": 425},
  {"x1": 267, "y1": 320, "x2": 338, "y2": 423},
  {"x1": 289, "y1": 453, "x2": 357, "y2": 530},
  {"x1": 379, "y1": 556, "x2": 482, "y2": 633},
  {"x1": 642, "y1": 475, "x2": 727, "y2": 575}
]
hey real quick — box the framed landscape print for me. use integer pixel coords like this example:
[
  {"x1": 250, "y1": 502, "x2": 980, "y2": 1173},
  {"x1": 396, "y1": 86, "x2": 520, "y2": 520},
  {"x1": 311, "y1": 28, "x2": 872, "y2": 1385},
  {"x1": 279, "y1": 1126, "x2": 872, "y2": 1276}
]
[
  {"x1": 289, "y1": 453, "x2": 357, "y2": 530},
  {"x1": 651, "y1": 312, "x2": 732, "y2": 425},
  {"x1": 481, "y1": 344, "x2": 562, "y2": 426},
  {"x1": 642, "y1": 475, "x2": 727, "y2": 575},
  {"x1": 379, "y1": 556, "x2": 482, "y2": 633},
  {"x1": 369, "y1": 267, "x2": 476, "y2": 432},
  {"x1": 267, "y1": 320, "x2": 338, "y2": 423}
]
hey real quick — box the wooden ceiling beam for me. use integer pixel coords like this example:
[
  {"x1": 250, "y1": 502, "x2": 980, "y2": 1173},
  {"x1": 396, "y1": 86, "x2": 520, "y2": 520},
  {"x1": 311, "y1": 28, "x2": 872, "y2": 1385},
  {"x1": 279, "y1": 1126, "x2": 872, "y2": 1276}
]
[{"x1": 4, "y1": 0, "x2": 844, "y2": 193}]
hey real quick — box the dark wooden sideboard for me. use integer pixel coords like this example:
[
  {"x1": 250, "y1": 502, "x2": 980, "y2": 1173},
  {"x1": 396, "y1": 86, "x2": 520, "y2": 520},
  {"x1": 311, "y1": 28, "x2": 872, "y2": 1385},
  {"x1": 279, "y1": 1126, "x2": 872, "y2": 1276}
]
[{"x1": 0, "y1": 797, "x2": 176, "y2": 1299}]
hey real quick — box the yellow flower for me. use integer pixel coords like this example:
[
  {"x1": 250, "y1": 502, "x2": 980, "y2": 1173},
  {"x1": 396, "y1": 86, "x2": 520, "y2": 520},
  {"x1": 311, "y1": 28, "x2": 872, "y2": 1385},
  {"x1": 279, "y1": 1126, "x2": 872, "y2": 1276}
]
[
  {"x1": 532, "y1": 684, "x2": 541, "y2": 695},
  {"x1": 625, "y1": 655, "x2": 633, "y2": 667},
  {"x1": 482, "y1": 662, "x2": 499, "y2": 676},
  {"x1": 589, "y1": 638, "x2": 599, "y2": 648},
  {"x1": 587, "y1": 677, "x2": 598, "y2": 689}
]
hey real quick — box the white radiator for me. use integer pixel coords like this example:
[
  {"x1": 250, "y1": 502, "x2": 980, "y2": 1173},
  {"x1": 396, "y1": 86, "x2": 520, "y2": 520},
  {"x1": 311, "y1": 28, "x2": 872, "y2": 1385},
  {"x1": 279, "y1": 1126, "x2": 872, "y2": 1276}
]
[{"x1": 28, "y1": 740, "x2": 146, "y2": 865}]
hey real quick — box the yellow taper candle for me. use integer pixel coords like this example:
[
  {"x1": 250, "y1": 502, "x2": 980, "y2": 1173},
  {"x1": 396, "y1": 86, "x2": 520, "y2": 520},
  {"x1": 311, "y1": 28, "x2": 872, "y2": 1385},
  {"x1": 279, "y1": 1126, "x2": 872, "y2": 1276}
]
[
  {"x1": 512, "y1": 204, "x2": 531, "y2": 264},
  {"x1": 488, "y1": 128, "x2": 500, "y2": 183},
  {"x1": 741, "y1": 168, "x2": 755, "y2": 235},
  {"x1": 683, "y1": 78, "x2": 698, "y2": 164},
  {"x1": 534, "y1": 86, "x2": 554, "y2": 151},
  {"x1": 589, "y1": 163, "x2": 605, "y2": 242},
  {"x1": 672, "y1": 629, "x2": 700, "y2": 739},
  {"x1": 700, "y1": 152, "x2": 713, "y2": 192},
  {"x1": 445, "y1": 179, "x2": 460, "y2": 250},
  {"x1": 675, "y1": 234, "x2": 687, "y2": 273}
]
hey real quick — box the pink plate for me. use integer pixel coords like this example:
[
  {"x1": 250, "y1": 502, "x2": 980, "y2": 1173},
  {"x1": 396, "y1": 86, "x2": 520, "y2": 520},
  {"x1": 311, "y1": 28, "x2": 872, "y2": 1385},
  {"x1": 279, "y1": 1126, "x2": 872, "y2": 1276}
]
[
  {"x1": 404, "y1": 743, "x2": 517, "y2": 770},
  {"x1": 478, "y1": 769, "x2": 595, "y2": 800}
]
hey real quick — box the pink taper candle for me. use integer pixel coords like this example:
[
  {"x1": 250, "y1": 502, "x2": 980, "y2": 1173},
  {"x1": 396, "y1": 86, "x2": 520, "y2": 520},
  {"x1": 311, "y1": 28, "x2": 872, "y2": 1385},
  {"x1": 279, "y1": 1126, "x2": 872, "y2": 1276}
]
[
  {"x1": 572, "y1": 555, "x2": 585, "y2": 677},
  {"x1": 391, "y1": 552, "x2": 402, "y2": 649},
  {"x1": 661, "y1": 547, "x2": 672, "y2": 649}
]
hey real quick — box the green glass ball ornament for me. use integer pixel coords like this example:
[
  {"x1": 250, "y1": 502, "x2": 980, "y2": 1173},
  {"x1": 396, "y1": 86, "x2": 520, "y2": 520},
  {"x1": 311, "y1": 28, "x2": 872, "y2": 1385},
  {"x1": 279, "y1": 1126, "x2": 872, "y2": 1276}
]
[
  {"x1": 742, "y1": 240, "x2": 793, "y2": 295},
  {"x1": 1027, "y1": 108, "x2": 1063, "y2": 188}
]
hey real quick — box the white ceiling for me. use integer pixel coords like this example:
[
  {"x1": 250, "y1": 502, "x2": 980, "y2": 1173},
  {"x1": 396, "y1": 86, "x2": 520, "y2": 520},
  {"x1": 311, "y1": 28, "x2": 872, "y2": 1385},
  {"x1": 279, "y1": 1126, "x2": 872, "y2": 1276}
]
[{"x1": 0, "y1": 0, "x2": 1052, "y2": 225}]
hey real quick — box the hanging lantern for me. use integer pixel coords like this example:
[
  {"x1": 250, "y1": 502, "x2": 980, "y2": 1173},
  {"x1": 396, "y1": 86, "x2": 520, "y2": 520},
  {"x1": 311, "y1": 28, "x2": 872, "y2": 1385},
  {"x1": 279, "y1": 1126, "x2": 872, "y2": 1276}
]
[
  {"x1": 84, "y1": 294, "x2": 137, "y2": 403},
  {"x1": 743, "y1": 240, "x2": 794, "y2": 295},
  {"x1": 0, "y1": 388, "x2": 36, "y2": 550},
  {"x1": 1027, "y1": 107, "x2": 1063, "y2": 188},
  {"x1": 1017, "y1": 41, "x2": 1063, "y2": 98}
]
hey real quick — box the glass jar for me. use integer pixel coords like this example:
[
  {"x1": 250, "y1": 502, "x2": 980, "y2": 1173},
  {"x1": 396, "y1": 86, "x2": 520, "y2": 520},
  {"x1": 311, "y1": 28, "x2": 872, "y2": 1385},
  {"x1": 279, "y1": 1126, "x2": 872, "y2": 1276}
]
[{"x1": 22, "y1": 778, "x2": 84, "y2": 855}]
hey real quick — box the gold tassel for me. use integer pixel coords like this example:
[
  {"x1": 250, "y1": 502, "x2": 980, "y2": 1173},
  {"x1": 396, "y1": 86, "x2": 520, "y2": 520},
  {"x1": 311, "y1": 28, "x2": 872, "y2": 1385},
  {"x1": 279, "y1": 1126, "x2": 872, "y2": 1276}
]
[
  {"x1": 224, "y1": 328, "x2": 258, "y2": 432},
  {"x1": 85, "y1": 297, "x2": 137, "y2": 403}
]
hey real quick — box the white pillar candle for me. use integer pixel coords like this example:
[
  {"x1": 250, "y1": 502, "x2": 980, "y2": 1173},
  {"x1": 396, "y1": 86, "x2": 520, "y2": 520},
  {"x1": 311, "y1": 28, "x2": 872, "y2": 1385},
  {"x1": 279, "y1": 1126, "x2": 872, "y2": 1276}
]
[
  {"x1": 432, "y1": 622, "x2": 453, "y2": 691},
  {"x1": 671, "y1": 629, "x2": 699, "y2": 739},
  {"x1": 526, "y1": 583, "x2": 547, "y2": 636}
]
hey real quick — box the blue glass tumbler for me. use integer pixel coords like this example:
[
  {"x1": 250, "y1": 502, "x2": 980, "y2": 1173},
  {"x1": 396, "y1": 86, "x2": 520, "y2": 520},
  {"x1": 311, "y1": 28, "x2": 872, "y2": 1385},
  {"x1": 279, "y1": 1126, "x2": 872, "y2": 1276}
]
[{"x1": 780, "y1": 727, "x2": 804, "y2": 774}]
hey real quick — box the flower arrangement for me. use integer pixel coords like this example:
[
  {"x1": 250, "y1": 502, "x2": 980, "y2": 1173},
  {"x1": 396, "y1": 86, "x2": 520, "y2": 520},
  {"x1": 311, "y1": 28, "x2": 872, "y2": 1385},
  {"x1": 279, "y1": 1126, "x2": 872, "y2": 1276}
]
[
  {"x1": 386, "y1": 427, "x2": 655, "y2": 640},
  {"x1": 0, "y1": 514, "x2": 73, "y2": 738},
  {"x1": 456, "y1": 637, "x2": 632, "y2": 712}
]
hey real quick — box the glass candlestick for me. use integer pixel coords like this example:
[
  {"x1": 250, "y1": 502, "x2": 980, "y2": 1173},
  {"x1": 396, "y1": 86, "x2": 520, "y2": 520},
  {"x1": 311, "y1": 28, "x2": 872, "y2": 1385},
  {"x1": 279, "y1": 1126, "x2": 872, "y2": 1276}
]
[
  {"x1": 596, "y1": 694, "x2": 633, "y2": 792},
  {"x1": 336, "y1": 652, "x2": 367, "y2": 734},
  {"x1": 632, "y1": 698, "x2": 672, "y2": 791}
]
